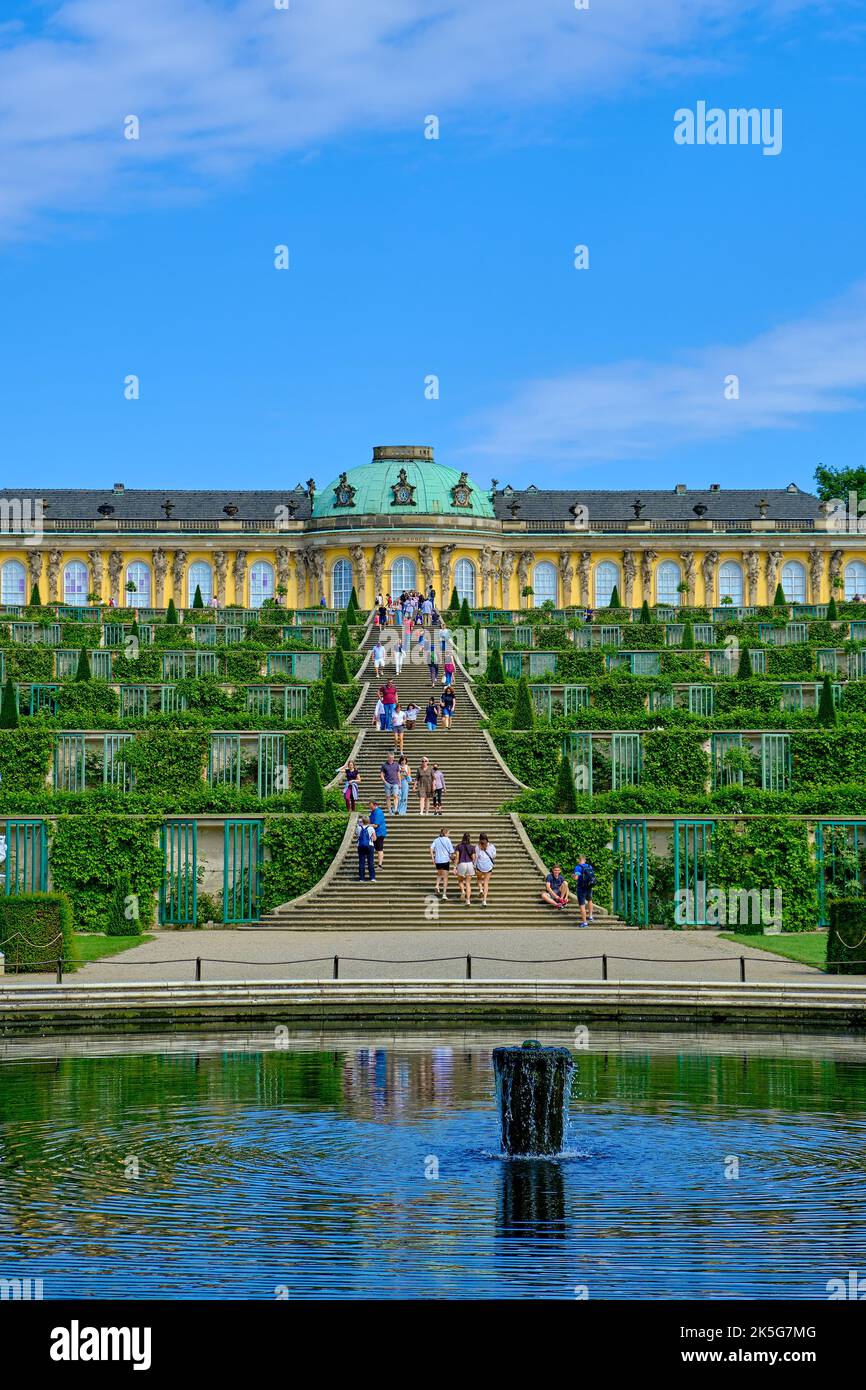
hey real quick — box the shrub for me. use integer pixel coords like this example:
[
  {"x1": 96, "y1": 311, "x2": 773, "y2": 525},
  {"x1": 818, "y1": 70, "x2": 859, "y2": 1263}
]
[
  {"x1": 261, "y1": 814, "x2": 347, "y2": 911},
  {"x1": 681, "y1": 619, "x2": 695, "y2": 649},
  {"x1": 50, "y1": 815, "x2": 163, "y2": 933},
  {"x1": 75, "y1": 646, "x2": 91, "y2": 681},
  {"x1": 29, "y1": 582, "x2": 41, "y2": 606},
  {"x1": 486, "y1": 647, "x2": 505, "y2": 683},
  {"x1": 166, "y1": 598, "x2": 179, "y2": 625},
  {"x1": 707, "y1": 818, "x2": 817, "y2": 933},
  {"x1": 106, "y1": 878, "x2": 141, "y2": 936},
  {"x1": 458, "y1": 597, "x2": 472, "y2": 626},
  {"x1": 638, "y1": 599, "x2": 651, "y2": 624},
  {"x1": 0, "y1": 893, "x2": 76, "y2": 972},
  {"x1": 0, "y1": 677, "x2": 18, "y2": 729},
  {"x1": 737, "y1": 647, "x2": 753, "y2": 679},
  {"x1": 553, "y1": 755, "x2": 577, "y2": 813},
  {"x1": 512, "y1": 675, "x2": 535, "y2": 729},
  {"x1": 192, "y1": 584, "x2": 204, "y2": 608},
  {"x1": 299, "y1": 760, "x2": 326, "y2": 811},
  {"x1": 827, "y1": 595, "x2": 838, "y2": 621},
  {"x1": 331, "y1": 645, "x2": 350, "y2": 684},
  {"x1": 773, "y1": 582, "x2": 787, "y2": 607},
  {"x1": 827, "y1": 899, "x2": 866, "y2": 974},
  {"x1": 319, "y1": 677, "x2": 341, "y2": 728},
  {"x1": 817, "y1": 674, "x2": 837, "y2": 726},
  {"x1": 449, "y1": 586, "x2": 460, "y2": 611},
  {"x1": 336, "y1": 616, "x2": 352, "y2": 650},
  {"x1": 0, "y1": 728, "x2": 52, "y2": 792},
  {"x1": 608, "y1": 585, "x2": 621, "y2": 609}
]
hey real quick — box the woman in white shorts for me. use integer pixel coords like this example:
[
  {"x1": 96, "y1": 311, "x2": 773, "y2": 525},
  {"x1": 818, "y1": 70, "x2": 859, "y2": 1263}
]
[
  {"x1": 474, "y1": 834, "x2": 496, "y2": 907},
  {"x1": 455, "y1": 833, "x2": 477, "y2": 905}
]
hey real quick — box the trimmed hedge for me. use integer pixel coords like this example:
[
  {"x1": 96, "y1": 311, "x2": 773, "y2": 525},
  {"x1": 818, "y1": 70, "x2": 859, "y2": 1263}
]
[
  {"x1": 50, "y1": 815, "x2": 163, "y2": 933},
  {"x1": 261, "y1": 815, "x2": 348, "y2": 911},
  {"x1": 0, "y1": 892, "x2": 77, "y2": 972},
  {"x1": 827, "y1": 899, "x2": 866, "y2": 975}
]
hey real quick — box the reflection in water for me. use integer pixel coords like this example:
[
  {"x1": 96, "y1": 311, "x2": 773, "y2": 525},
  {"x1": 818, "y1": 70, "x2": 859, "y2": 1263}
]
[
  {"x1": 497, "y1": 1160, "x2": 567, "y2": 1239},
  {"x1": 1, "y1": 1028, "x2": 865, "y2": 1299}
]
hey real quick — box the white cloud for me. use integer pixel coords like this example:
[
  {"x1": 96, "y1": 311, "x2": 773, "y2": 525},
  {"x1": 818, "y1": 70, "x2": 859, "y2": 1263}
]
[
  {"x1": 463, "y1": 282, "x2": 866, "y2": 467},
  {"x1": 0, "y1": 0, "x2": 813, "y2": 236}
]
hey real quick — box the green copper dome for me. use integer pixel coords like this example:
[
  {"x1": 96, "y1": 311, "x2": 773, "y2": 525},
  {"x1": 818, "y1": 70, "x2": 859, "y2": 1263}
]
[{"x1": 312, "y1": 446, "x2": 495, "y2": 519}]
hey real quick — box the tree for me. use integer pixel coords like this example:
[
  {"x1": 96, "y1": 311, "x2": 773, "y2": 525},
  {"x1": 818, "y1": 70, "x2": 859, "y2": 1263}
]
[
  {"x1": 192, "y1": 584, "x2": 204, "y2": 609},
  {"x1": 106, "y1": 879, "x2": 139, "y2": 936},
  {"x1": 773, "y1": 582, "x2": 787, "y2": 607},
  {"x1": 166, "y1": 597, "x2": 179, "y2": 625},
  {"x1": 737, "y1": 646, "x2": 753, "y2": 679},
  {"x1": 75, "y1": 646, "x2": 91, "y2": 681},
  {"x1": 348, "y1": 585, "x2": 359, "y2": 610},
  {"x1": 818, "y1": 674, "x2": 837, "y2": 726},
  {"x1": 319, "y1": 676, "x2": 341, "y2": 728},
  {"x1": 336, "y1": 616, "x2": 351, "y2": 650},
  {"x1": 486, "y1": 647, "x2": 505, "y2": 683},
  {"x1": 814, "y1": 462, "x2": 866, "y2": 505},
  {"x1": 29, "y1": 582, "x2": 40, "y2": 606},
  {"x1": 130, "y1": 617, "x2": 140, "y2": 638},
  {"x1": 827, "y1": 595, "x2": 838, "y2": 621},
  {"x1": 299, "y1": 760, "x2": 326, "y2": 811},
  {"x1": 512, "y1": 674, "x2": 535, "y2": 729},
  {"x1": 331, "y1": 644, "x2": 350, "y2": 683},
  {"x1": 554, "y1": 755, "x2": 578, "y2": 813},
  {"x1": 449, "y1": 586, "x2": 460, "y2": 611},
  {"x1": 458, "y1": 597, "x2": 472, "y2": 626},
  {"x1": 0, "y1": 678, "x2": 18, "y2": 729},
  {"x1": 608, "y1": 585, "x2": 621, "y2": 609},
  {"x1": 638, "y1": 599, "x2": 651, "y2": 624},
  {"x1": 681, "y1": 619, "x2": 695, "y2": 649}
]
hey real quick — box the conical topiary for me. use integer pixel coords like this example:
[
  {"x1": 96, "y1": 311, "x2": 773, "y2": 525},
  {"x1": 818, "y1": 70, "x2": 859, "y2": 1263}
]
[
  {"x1": 608, "y1": 585, "x2": 621, "y2": 609},
  {"x1": 331, "y1": 645, "x2": 350, "y2": 684},
  {"x1": 639, "y1": 599, "x2": 651, "y2": 624},
  {"x1": 106, "y1": 878, "x2": 139, "y2": 936},
  {"x1": 0, "y1": 677, "x2": 18, "y2": 729},
  {"x1": 773, "y1": 582, "x2": 787, "y2": 607},
  {"x1": 166, "y1": 597, "x2": 179, "y2": 625},
  {"x1": 554, "y1": 755, "x2": 578, "y2": 813},
  {"x1": 512, "y1": 674, "x2": 535, "y2": 729},
  {"x1": 320, "y1": 676, "x2": 341, "y2": 728},
  {"x1": 681, "y1": 619, "x2": 695, "y2": 649},
  {"x1": 29, "y1": 582, "x2": 40, "y2": 606},
  {"x1": 818, "y1": 674, "x2": 837, "y2": 726},
  {"x1": 299, "y1": 760, "x2": 326, "y2": 811},
  {"x1": 337, "y1": 616, "x2": 351, "y2": 650},
  {"x1": 486, "y1": 647, "x2": 505, "y2": 683},
  {"x1": 827, "y1": 595, "x2": 838, "y2": 621},
  {"x1": 737, "y1": 646, "x2": 753, "y2": 679},
  {"x1": 449, "y1": 586, "x2": 460, "y2": 611},
  {"x1": 130, "y1": 617, "x2": 140, "y2": 638},
  {"x1": 458, "y1": 597, "x2": 472, "y2": 626},
  {"x1": 348, "y1": 585, "x2": 359, "y2": 610},
  {"x1": 192, "y1": 584, "x2": 204, "y2": 608},
  {"x1": 75, "y1": 646, "x2": 91, "y2": 680}
]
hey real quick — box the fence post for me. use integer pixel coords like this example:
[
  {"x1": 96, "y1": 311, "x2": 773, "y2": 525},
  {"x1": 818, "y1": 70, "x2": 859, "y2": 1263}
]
[
  {"x1": 602, "y1": 954, "x2": 608, "y2": 981},
  {"x1": 195, "y1": 956, "x2": 201, "y2": 982},
  {"x1": 739, "y1": 956, "x2": 746, "y2": 983},
  {"x1": 466, "y1": 954, "x2": 472, "y2": 980},
  {"x1": 333, "y1": 955, "x2": 339, "y2": 980},
  {"x1": 56, "y1": 957, "x2": 63, "y2": 985}
]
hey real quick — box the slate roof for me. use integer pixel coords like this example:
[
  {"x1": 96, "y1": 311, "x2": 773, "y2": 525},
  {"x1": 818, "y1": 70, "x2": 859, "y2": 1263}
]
[
  {"x1": 492, "y1": 486, "x2": 820, "y2": 523},
  {"x1": 0, "y1": 487, "x2": 313, "y2": 521}
]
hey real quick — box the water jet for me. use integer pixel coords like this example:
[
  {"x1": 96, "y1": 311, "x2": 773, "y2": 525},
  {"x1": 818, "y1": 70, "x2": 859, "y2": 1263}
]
[{"x1": 492, "y1": 1039, "x2": 574, "y2": 1156}]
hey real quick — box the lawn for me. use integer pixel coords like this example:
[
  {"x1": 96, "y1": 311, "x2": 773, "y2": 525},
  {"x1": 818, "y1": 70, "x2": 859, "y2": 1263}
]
[
  {"x1": 72, "y1": 933, "x2": 154, "y2": 965},
  {"x1": 720, "y1": 932, "x2": 828, "y2": 971}
]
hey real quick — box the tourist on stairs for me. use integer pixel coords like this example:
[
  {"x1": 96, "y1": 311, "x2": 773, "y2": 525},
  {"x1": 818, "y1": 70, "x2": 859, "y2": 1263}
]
[
  {"x1": 474, "y1": 835, "x2": 496, "y2": 907},
  {"x1": 415, "y1": 757, "x2": 434, "y2": 815},
  {"x1": 455, "y1": 833, "x2": 476, "y2": 905},
  {"x1": 541, "y1": 864, "x2": 570, "y2": 911},
  {"x1": 396, "y1": 757, "x2": 412, "y2": 814},
  {"x1": 356, "y1": 817, "x2": 376, "y2": 882},
  {"x1": 430, "y1": 829, "x2": 456, "y2": 901}
]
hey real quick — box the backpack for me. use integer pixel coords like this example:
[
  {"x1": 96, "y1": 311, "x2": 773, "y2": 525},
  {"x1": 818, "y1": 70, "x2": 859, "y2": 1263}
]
[
  {"x1": 579, "y1": 861, "x2": 595, "y2": 888},
  {"x1": 358, "y1": 825, "x2": 371, "y2": 849}
]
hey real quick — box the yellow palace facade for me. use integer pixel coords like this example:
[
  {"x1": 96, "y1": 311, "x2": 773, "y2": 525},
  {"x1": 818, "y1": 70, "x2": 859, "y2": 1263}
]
[{"x1": 2, "y1": 445, "x2": 865, "y2": 611}]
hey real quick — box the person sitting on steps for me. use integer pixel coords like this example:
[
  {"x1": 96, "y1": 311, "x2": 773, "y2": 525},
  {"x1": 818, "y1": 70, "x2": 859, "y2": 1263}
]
[{"x1": 541, "y1": 863, "x2": 569, "y2": 911}]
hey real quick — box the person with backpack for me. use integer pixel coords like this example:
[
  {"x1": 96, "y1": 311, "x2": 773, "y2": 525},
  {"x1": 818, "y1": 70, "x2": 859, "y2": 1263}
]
[
  {"x1": 573, "y1": 855, "x2": 596, "y2": 926},
  {"x1": 369, "y1": 801, "x2": 388, "y2": 869},
  {"x1": 356, "y1": 816, "x2": 377, "y2": 882}
]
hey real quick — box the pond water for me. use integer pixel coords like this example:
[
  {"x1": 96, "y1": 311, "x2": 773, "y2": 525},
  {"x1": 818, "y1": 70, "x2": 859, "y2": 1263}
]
[{"x1": 1, "y1": 1027, "x2": 865, "y2": 1299}]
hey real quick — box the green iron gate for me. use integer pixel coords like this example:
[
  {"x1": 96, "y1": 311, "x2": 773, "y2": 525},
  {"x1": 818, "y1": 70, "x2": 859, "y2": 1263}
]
[
  {"x1": 816, "y1": 821, "x2": 866, "y2": 926},
  {"x1": 223, "y1": 819, "x2": 263, "y2": 923},
  {"x1": 160, "y1": 819, "x2": 198, "y2": 925},
  {"x1": 3, "y1": 819, "x2": 48, "y2": 895},
  {"x1": 611, "y1": 732, "x2": 642, "y2": 789},
  {"x1": 613, "y1": 820, "x2": 649, "y2": 925},
  {"x1": 257, "y1": 734, "x2": 286, "y2": 798},
  {"x1": 562, "y1": 732, "x2": 592, "y2": 794},
  {"x1": 674, "y1": 819, "x2": 715, "y2": 926}
]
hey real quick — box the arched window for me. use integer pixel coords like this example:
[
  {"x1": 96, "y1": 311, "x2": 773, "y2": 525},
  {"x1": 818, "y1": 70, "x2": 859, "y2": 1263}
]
[
  {"x1": 594, "y1": 561, "x2": 620, "y2": 608},
  {"x1": 391, "y1": 557, "x2": 417, "y2": 595},
  {"x1": 532, "y1": 561, "x2": 557, "y2": 607},
  {"x1": 718, "y1": 561, "x2": 744, "y2": 606},
  {"x1": 249, "y1": 561, "x2": 274, "y2": 608},
  {"x1": 125, "y1": 561, "x2": 151, "y2": 609},
  {"x1": 454, "y1": 558, "x2": 476, "y2": 605},
  {"x1": 656, "y1": 561, "x2": 681, "y2": 608},
  {"x1": 781, "y1": 560, "x2": 806, "y2": 603},
  {"x1": 187, "y1": 561, "x2": 213, "y2": 607},
  {"x1": 1, "y1": 559, "x2": 26, "y2": 606},
  {"x1": 844, "y1": 561, "x2": 866, "y2": 599},
  {"x1": 63, "y1": 560, "x2": 89, "y2": 606},
  {"x1": 332, "y1": 558, "x2": 353, "y2": 608}
]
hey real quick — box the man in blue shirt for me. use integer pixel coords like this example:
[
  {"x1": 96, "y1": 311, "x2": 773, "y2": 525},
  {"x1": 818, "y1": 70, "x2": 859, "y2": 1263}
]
[
  {"x1": 368, "y1": 802, "x2": 387, "y2": 870},
  {"x1": 572, "y1": 856, "x2": 595, "y2": 926}
]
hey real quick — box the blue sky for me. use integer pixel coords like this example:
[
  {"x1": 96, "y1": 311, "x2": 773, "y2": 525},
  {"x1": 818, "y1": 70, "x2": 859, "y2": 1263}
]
[{"x1": 1, "y1": 0, "x2": 865, "y2": 494}]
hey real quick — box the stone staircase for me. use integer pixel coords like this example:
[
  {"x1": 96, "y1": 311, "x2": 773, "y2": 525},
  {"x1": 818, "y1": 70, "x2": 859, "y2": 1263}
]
[{"x1": 258, "y1": 623, "x2": 627, "y2": 930}]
